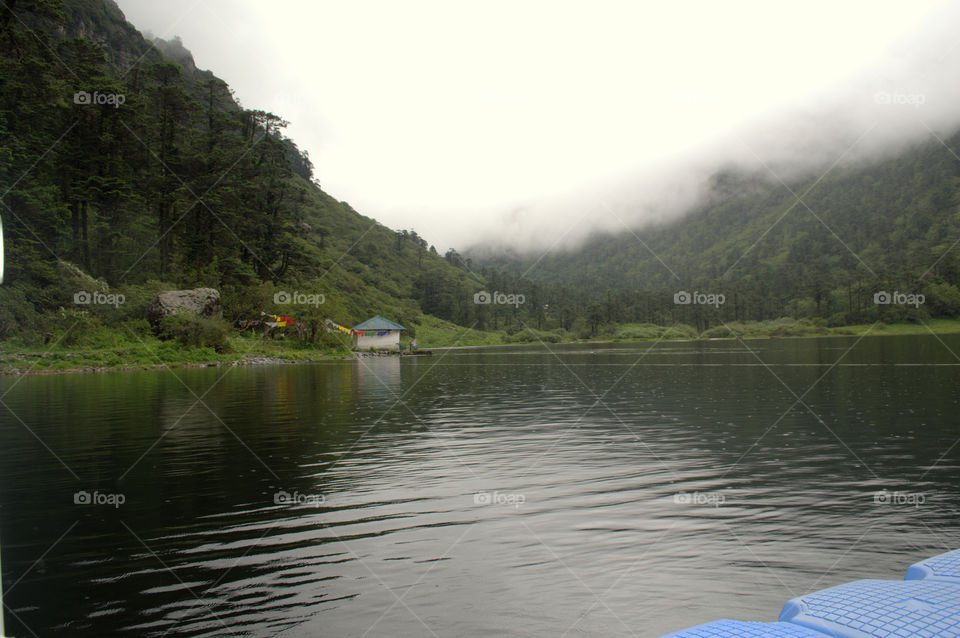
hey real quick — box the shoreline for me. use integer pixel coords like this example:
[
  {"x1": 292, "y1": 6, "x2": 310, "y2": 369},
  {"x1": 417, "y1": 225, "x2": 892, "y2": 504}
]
[
  {"x1": 0, "y1": 353, "x2": 347, "y2": 376},
  {"x1": 2, "y1": 320, "x2": 957, "y2": 376}
]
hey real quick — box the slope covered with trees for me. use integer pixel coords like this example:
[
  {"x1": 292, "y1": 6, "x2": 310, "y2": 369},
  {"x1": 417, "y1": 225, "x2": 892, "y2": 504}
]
[
  {"x1": 0, "y1": 0, "x2": 489, "y2": 352},
  {"x1": 6, "y1": 0, "x2": 960, "y2": 360},
  {"x1": 468, "y1": 135, "x2": 960, "y2": 334}
]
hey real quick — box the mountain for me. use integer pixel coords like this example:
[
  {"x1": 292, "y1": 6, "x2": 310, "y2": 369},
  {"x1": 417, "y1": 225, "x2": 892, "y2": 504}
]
[
  {"x1": 6, "y1": 0, "x2": 960, "y2": 356},
  {"x1": 467, "y1": 133, "x2": 960, "y2": 329},
  {"x1": 0, "y1": 0, "x2": 487, "y2": 347}
]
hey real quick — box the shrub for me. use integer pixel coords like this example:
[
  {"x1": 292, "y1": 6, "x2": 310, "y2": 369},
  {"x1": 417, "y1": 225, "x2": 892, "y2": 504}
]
[
  {"x1": 158, "y1": 314, "x2": 230, "y2": 353},
  {"x1": 112, "y1": 280, "x2": 177, "y2": 323},
  {"x1": 701, "y1": 325, "x2": 735, "y2": 338},
  {"x1": 52, "y1": 308, "x2": 104, "y2": 346},
  {"x1": 221, "y1": 282, "x2": 275, "y2": 321},
  {"x1": 0, "y1": 286, "x2": 43, "y2": 343},
  {"x1": 826, "y1": 313, "x2": 850, "y2": 328},
  {"x1": 668, "y1": 324, "x2": 699, "y2": 339},
  {"x1": 315, "y1": 328, "x2": 351, "y2": 351}
]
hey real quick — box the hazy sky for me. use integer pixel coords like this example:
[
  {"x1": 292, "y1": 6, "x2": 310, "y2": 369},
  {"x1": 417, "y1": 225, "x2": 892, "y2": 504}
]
[{"x1": 116, "y1": 0, "x2": 960, "y2": 252}]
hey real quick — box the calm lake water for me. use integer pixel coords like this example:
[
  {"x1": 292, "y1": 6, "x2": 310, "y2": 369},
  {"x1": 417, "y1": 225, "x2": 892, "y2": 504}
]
[{"x1": 1, "y1": 335, "x2": 960, "y2": 637}]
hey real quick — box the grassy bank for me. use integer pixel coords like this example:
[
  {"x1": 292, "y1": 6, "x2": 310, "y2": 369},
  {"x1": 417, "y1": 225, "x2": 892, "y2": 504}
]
[
  {"x1": 0, "y1": 336, "x2": 352, "y2": 375},
  {"x1": 415, "y1": 317, "x2": 960, "y2": 348},
  {"x1": 3, "y1": 317, "x2": 960, "y2": 375},
  {"x1": 842, "y1": 318, "x2": 960, "y2": 336}
]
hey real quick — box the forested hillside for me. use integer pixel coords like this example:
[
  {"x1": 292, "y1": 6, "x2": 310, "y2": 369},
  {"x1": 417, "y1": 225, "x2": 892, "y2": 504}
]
[
  {"x1": 5, "y1": 0, "x2": 960, "y2": 360},
  {"x1": 468, "y1": 135, "x2": 960, "y2": 333},
  {"x1": 0, "y1": 0, "x2": 488, "y2": 350}
]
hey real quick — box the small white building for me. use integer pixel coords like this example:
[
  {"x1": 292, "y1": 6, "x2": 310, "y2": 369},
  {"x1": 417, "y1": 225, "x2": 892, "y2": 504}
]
[{"x1": 352, "y1": 315, "x2": 405, "y2": 351}]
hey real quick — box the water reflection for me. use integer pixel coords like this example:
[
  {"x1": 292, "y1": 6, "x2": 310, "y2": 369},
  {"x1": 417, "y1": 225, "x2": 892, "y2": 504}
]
[
  {"x1": 0, "y1": 336, "x2": 959, "y2": 636},
  {"x1": 353, "y1": 356, "x2": 402, "y2": 396}
]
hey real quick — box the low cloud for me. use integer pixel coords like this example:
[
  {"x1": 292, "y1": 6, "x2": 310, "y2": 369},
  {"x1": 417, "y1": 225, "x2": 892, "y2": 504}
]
[
  {"x1": 457, "y1": 1, "x2": 960, "y2": 253},
  {"x1": 117, "y1": 0, "x2": 960, "y2": 254}
]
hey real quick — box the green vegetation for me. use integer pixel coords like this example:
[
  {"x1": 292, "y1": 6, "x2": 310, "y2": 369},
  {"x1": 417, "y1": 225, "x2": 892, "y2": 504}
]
[
  {"x1": 0, "y1": 330, "x2": 349, "y2": 374},
  {"x1": 4, "y1": 0, "x2": 960, "y2": 375},
  {"x1": 0, "y1": 0, "x2": 488, "y2": 360},
  {"x1": 844, "y1": 318, "x2": 960, "y2": 336},
  {"x1": 468, "y1": 142, "x2": 960, "y2": 335},
  {"x1": 5, "y1": 313, "x2": 960, "y2": 374},
  {"x1": 405, "y1": 318, "x2": 504, "y2": 348}
]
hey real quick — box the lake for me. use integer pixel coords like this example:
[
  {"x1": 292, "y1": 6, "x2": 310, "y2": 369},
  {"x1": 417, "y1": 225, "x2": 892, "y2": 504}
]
[{"x1": 1, "y1": 334, "x2": 959, "y2": 636}]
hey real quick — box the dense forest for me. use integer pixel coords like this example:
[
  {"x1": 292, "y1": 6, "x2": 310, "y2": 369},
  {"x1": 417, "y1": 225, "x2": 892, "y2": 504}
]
[
  {"x1": 0, "y1": 0, "x2": 496, "y2": 352},
  {"x1": 467, "y1": 136, "x2": 960, "y2": 335},
  {"x1": 4, "y1": 0, "x2": 960, "y2": 361}
]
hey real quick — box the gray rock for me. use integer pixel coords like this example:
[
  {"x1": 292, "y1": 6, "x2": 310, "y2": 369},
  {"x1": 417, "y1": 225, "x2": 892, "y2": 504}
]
[{"x1": 145, "y1": 288, "x2": 222, "y2": 328}]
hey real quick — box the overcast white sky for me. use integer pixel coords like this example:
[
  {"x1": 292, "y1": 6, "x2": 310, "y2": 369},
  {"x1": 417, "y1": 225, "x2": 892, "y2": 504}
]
[{"x1": 116, "y1": 0, "x2": 960, "y2": 252}]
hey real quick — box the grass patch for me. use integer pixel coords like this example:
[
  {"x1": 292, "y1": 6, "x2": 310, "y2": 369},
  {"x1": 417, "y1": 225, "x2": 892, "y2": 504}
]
[
  {"x1": 700, "y1": 318, "x2": 828, "y2": 339},
  {"x1": 0, "y1": 326, "x2": 350, "y2": 374},
  {"x1": 840, "y1": 318, "x2": 960, "y2": 336},
  {"x1": 613, "y1": 323, "x2": 698, "y2": 341},
  {"x1": 5, "y1": 316, "x2": 960, "y2": 374},
  {"x1": 407, "y1": 317, "x2": 505, "y2": 347}
]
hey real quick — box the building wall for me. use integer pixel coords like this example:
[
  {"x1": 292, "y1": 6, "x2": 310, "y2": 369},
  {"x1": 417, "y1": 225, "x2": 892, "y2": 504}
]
[{"x1": 353, "y1": 331, "x2": 401, "y2": 350}]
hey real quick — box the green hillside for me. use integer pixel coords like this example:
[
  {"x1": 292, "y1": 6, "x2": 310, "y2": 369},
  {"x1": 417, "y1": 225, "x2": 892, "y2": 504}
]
[
  {"x1": 0, "y1": 0, "x2": 491, "y2": 359},
  {"x1": 468, "y1": 135, "x2": 960, "y2": 332},
  {"x1": 6, "y1": 0, "x2": 960, "y2": 369}
]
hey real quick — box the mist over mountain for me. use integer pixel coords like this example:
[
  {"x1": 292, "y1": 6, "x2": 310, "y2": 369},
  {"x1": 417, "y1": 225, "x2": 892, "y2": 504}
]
[
  {"x1": 466, "y1": 125, "x2": 960, "y2": 333},
  {"x1": 460, "y1": 0, "x2": 960, "y2": 254},
  {"x1": 112, "y1": 0, "x2": 960, "y2": 253}
]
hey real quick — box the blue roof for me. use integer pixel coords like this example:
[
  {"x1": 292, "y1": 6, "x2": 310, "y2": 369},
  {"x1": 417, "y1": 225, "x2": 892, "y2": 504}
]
[{"x1": 351, "y1": 315, "x2": 405, "y2": 331}]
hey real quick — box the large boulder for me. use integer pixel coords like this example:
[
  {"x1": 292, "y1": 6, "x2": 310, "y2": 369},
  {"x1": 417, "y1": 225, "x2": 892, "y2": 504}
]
[{"x1": 146, "y1": 288, "x2": 222, "y2": 329}]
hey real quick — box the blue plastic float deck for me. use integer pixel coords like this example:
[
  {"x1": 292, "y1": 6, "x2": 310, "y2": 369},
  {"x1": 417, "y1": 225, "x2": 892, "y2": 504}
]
[
  {"x1": 906, "y1": 549, "x2": 960, "y2": 584},
  {"x1": 779, "y1": 579, "x2": 960, "y2": 637},
  {"x1": 660, "y1": 549, "x2": 960, "y2": 638},
  {"x1": 659, "y1": 619, "x2": 828, "y2": 637}
]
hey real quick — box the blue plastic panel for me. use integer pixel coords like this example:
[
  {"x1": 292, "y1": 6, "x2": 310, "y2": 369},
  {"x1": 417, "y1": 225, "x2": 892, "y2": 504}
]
[
  {"x1": 779, "y1": 579, "x2": 960, "y2": 638},
  {"x1": 906, "y1": 549, "x2": 960, "y2": 584},
  {"x1": 659, "y1": 619, "x2": 829, "y2": 637}
]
